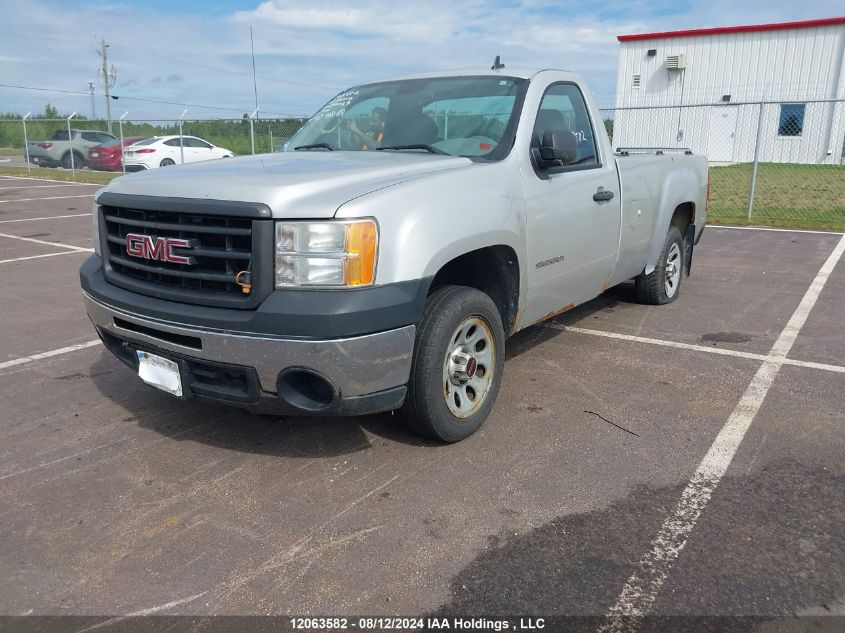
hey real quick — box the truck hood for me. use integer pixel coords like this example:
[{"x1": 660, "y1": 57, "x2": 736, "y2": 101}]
[{"x1": 99, "y1": 151, "x2": 474, "y2": 218}]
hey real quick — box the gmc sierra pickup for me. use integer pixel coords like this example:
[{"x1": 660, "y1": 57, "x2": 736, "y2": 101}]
[{"x1": 81, "y1": 67, "x2": 708, "y2": 442}]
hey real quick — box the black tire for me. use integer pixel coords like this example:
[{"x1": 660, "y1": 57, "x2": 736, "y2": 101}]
[
  {"x1": 160, "y1": 158, "x2": 176, "y2": 167},
  {"x1": 635, "y1": 225, "x2": 684, "y2": 305},
  {"x1": 61, "y1": 151, "x2": 85, "y2": 170},
  {"x1": 402, "y1": 285, "x2": 505, "y2": 442}
]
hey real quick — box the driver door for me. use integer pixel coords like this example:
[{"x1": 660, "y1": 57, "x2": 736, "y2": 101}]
[{"x1": 521, "y1": 82, "x2": 621, "y2": 325}]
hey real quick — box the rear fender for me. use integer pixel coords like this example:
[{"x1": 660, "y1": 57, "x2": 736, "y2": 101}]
[{"x1": 644, "y1": 168, "x2": 699, "y2": 274}]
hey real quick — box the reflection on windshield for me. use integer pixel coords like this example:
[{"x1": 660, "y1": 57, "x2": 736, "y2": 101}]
[{"x1": 285, "y1": 76, "x2": 525, "y2": 160}]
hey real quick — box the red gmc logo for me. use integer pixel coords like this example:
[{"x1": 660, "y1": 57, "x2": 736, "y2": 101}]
[{"x1": 125, "y1": 233, "x2": 194, "y2": 264}]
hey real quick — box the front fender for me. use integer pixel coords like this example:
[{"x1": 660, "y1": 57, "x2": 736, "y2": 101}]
[{"x1": 335, "y1": 161, "x2": 526, "y2": 291}]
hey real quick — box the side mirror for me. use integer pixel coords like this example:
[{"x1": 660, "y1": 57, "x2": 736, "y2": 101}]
[{"x1": 534, "y1": 130, "x2": 577, "y2": 169}]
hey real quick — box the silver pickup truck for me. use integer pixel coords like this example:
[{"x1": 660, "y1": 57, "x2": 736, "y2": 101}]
[{"x1": 81, "y1": 67, "x2": 708, "y2": 442}]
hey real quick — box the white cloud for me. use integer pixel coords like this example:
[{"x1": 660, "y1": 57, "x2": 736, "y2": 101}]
[{"x1": 1, "y1": 0, "x2": 843, "y2": 119}]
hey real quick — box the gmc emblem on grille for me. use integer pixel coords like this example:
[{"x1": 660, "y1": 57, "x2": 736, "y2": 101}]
[{"x1": 125, "y1": 233, "x2": 195, "y2": 265}]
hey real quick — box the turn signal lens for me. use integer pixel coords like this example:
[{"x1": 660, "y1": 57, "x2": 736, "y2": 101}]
[{"x1": 345, "y1": 221, "x2": 377, "y2": 286}]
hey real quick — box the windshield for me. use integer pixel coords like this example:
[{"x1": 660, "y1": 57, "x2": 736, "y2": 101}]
[{"x1": 284, "y1": 75, "x2": 526, "y2": 160}]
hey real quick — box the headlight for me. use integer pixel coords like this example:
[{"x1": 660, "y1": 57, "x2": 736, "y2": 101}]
[
  {"x1": 275, "y1": 219, "x2": 377, "y2": 288},
  {"x1": 92, "y1": 203, "x2": 101, "y2": 256}
]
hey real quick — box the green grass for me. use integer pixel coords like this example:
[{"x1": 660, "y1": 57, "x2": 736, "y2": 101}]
[
  {"x1": 707, "y1": 163, "x2": 845, "y2": 231},
  {"x1": 0, "y1": 147, "x2": 20, "y2": 156},
  {"x1": 0, "y1": 166, "x2": 120, "y2": 184}
]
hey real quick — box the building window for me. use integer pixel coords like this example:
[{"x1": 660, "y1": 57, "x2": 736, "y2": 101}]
[{"x1": 778, "y1": 104, "x2": 805, "y2": 137}]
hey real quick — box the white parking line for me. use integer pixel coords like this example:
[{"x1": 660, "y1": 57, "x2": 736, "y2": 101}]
[
  {"x1": 0, "y1": 194, "x2": 95, "y2": 203},
  {"x1": 547, "y1": 325, "x2": 845, "y2": 373},
  {"x1": 0, "y1": 184, "x2": 97, "y2": 190},
  {"x1": 710, "y1": 224, "x2": 844, "y2": 236},
  {"x1": 0, "y1": 231, "x2": 92, "y2": 252},
  {"x1": 0, "y1": 175, "x2": 102, "y2": 185},
  {"x1": 600, "y1": 232, "x2": 845, "y2": 632},
  {"x1": 0, "y1": 213, "x2": 91, "y2": 224},
  {"x1": 0, "y1": 340, "x2": 101, "y2": 372},
  {"x1": 0, "y1": 250, "x2": 91, "y2": 264}
]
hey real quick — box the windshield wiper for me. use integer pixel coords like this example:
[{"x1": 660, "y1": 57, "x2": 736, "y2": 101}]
[
  {"x1": 294, "y1": 143, "x2": 335, "y2": 151},
  {"x1": 377, "y1": 144, "x2": 448, "y2": 156}
]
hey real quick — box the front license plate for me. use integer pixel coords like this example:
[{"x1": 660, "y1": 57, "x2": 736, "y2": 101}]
[{"x1": 137, "y1": 351, "x2": 183, "y2": 396}]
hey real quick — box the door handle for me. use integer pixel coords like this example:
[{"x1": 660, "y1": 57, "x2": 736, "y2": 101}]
[{"x1": 593, "y1": 188, "x2": 615, "y2": 202}]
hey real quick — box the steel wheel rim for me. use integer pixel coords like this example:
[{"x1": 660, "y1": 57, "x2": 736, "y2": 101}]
[
  {"x1": 665, "y1": 242, "x2": 681, "y2": 298},
  {"x1": 443, "y1": 315, "x2": 496, "y2": 419}
]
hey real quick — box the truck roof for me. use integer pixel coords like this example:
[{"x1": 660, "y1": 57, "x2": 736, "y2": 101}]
[{"x1": 361, "y1": 67, "x2": 569, "y2": 84}]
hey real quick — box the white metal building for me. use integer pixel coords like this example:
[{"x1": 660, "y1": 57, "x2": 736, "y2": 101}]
[{"x1": 612, "y1": 17, "x2": 845, "y2": 164}]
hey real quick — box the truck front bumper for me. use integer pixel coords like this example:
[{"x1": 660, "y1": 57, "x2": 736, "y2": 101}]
[{"x1": 81, "y1": 258, "x2": 420, "y2": 416}]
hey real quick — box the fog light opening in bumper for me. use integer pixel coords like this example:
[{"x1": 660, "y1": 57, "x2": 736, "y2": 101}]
[{"x1": 276, "y1": 368, "x2": 336, "y2": 411}]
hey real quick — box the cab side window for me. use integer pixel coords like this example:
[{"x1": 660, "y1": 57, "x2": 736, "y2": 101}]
[{"x1": 532, "y1": 83, "x2": 598, "y2": 169}]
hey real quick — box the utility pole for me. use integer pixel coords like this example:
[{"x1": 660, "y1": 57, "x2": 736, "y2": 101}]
[
  {"x1": 250, "y1": 27, "x2": 259, "y2": 116},
  {"x1": 88, "y1": 81, "x2": 96, "y2": 119},
  {"x1": 97, "y1": 38, "x2": 117, "y2": 133}
]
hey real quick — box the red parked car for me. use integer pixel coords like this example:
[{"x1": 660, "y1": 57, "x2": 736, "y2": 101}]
[{"x1": 86, "y1": 136, "x2": 149, "y2": 171}]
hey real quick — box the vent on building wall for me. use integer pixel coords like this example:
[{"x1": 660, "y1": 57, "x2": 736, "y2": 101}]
[
  {"x1": 632, "y1": 74, "x2": 641, "y2": 88},
  {"x1": 665, "y1": 54, "x2": 687, "y2": 70}
]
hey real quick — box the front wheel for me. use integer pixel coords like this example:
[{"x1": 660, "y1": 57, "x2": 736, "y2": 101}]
[
  {"x1": 635, "y1": 225, "x2": 684, "y2": 305},
  {"x1": 402, "y1": 285, "x2": 505, "y2": 442}
]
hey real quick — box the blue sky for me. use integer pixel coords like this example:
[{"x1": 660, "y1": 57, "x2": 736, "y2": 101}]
[{"x1": 1, "y1": 0, "x2": 842, "y2": 120}]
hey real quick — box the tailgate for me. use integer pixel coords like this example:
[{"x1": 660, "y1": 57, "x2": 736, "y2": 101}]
[{"x1": 26, "y1": 142, "x2": 51, "y2": 158}]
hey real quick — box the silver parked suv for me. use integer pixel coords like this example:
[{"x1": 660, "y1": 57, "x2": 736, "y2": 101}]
[{"x1": 27, "y1": 129, "x2": 116, "y2": 169}]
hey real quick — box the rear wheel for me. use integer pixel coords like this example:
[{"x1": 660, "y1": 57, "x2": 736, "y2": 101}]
[
  {"x1": 402, "y1": 285, "x2": 505, "y2": 442},
  {"x1": 635, "y1": 225, "x2": 684, "y2": 305},
  {"x1": 61, "y1": 151, "x2": 85, "y2": 170},
  {"x1": 160, "y1": 158, "x2": 175, "y2": 167}
]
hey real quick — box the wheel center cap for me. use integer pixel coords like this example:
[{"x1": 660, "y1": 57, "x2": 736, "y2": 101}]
[{"x1": 466, "y1": 357, "x2": 477, "y2": 378}]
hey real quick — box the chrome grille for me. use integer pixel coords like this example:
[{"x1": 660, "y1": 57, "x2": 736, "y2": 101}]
[{"x1": 101, "y1": 205, "x2": 268, "y2": 308}]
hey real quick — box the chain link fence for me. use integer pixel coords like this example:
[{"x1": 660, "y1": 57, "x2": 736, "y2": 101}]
[
  {"x1": 2, "y1": 102, "x2": 844, "y2": 230},
  {"x1": 601, "y1": 99, "x2": 845, "y2": 230},
  {"x1": 0, "y1": 116, "x2": 305, "y2": 173}
]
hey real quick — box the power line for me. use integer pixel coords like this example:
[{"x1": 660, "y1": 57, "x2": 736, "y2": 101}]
[
  {"x1": 0, "y1": 28, "x2": 342, "y2": 91},
  {"x1": 0, "y1": 82, "x2": 306, "y2": 117}
]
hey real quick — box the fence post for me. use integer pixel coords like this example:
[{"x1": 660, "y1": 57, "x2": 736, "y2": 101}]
[
  {"x1": 66, "y1": 112, "x2": 77, "y2": 179},
  {"x1": 178, "y1": 109, "x2": 187, "y2": 164},
  {"x1": 22, "y1": 112, "x2": 32, "y2": 174},
  {"x1": 747, "y1": 101, "x2": 765, "y2": 220},
  {"x1": 119, "y1": 111, "x2": 128, "y2": 174},
  {"x1": 249, "y1": 108, "x2": 259, "y2": 155},
  {"x1": 269, "y1": 126, "x2": 273, "y2": 153}
]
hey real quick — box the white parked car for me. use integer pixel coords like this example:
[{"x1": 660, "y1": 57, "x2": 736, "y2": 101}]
[{"x1": 123, "y1": 135, "x2": 233, "y2": 171}]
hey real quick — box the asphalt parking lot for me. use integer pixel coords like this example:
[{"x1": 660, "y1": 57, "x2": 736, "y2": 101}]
[{"x1": 0, "y1": 174, "x2": 843, "y2": 630}]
